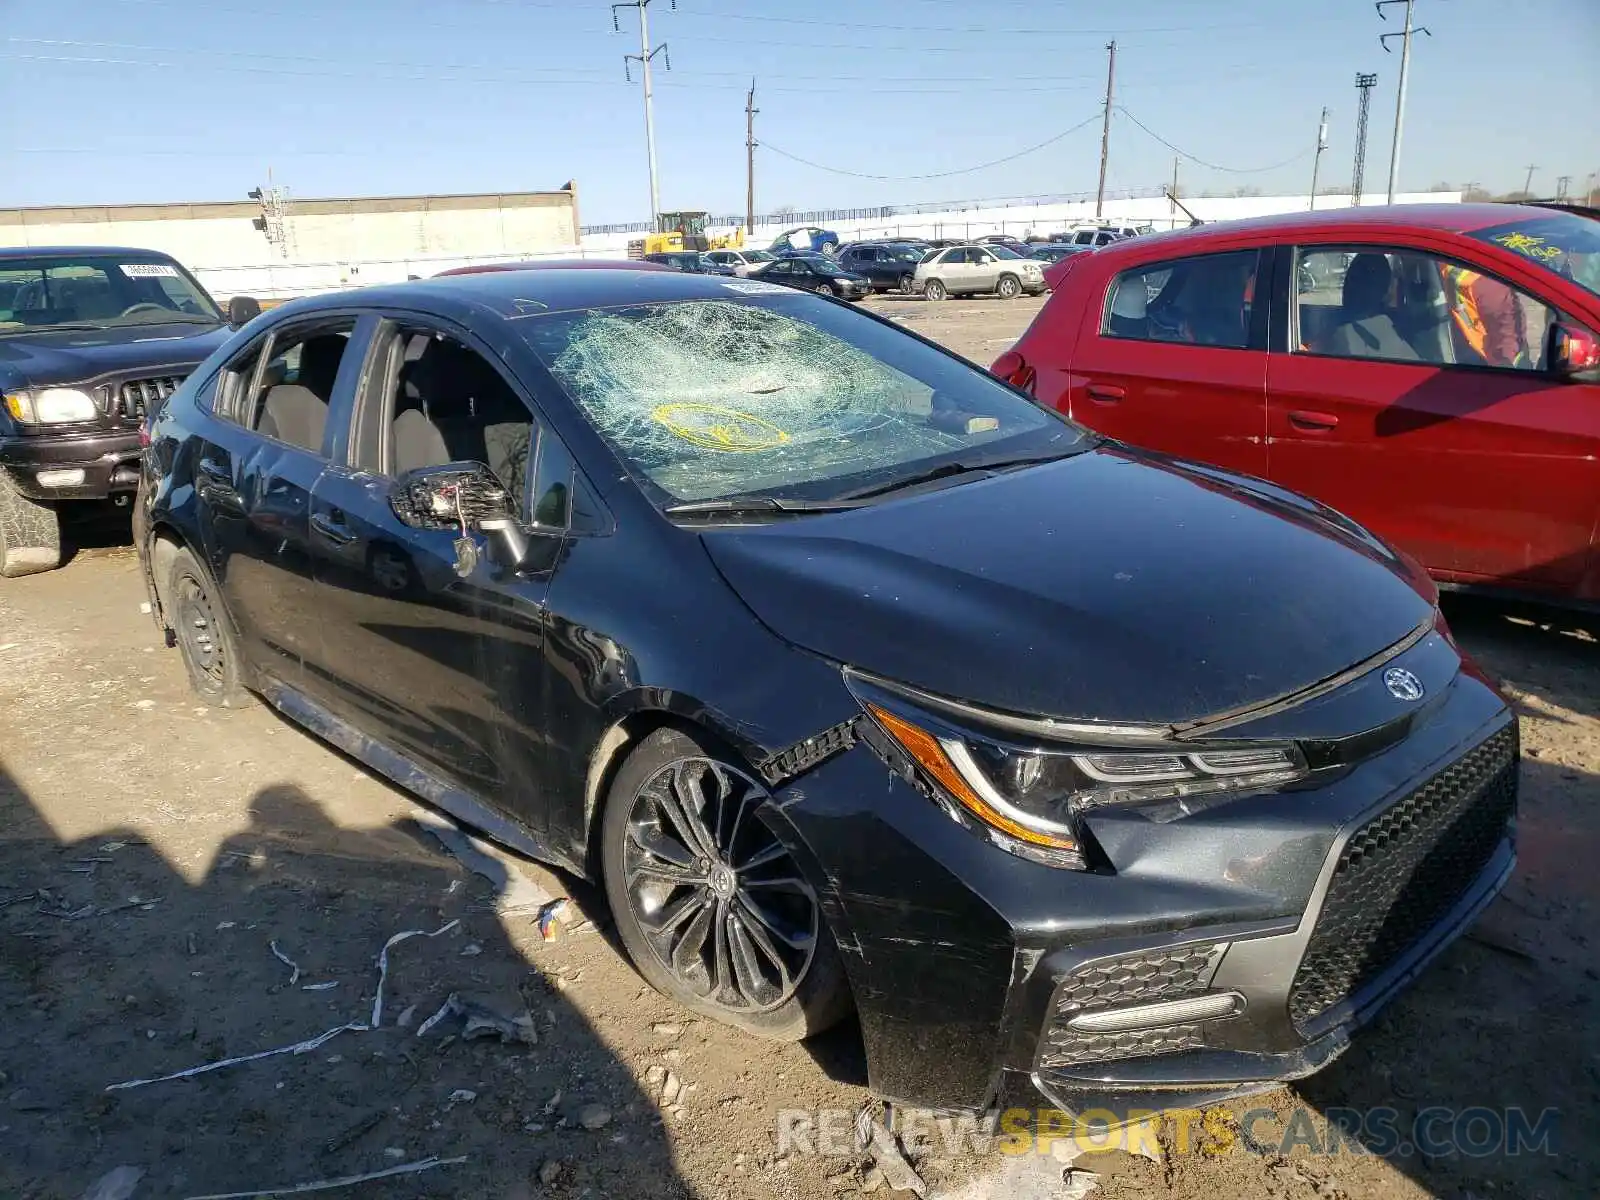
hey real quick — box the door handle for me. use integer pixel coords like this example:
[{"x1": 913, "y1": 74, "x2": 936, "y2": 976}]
[
  {"x1": 1085, "y1": 383, "x2": 1125, "y2": 404},
  {"x1": 310, "y1": 511, "x2": 357, "y2": 546},
  {"x1": 1287, "y1": 410, "x2": 1339, "y2": 432}
]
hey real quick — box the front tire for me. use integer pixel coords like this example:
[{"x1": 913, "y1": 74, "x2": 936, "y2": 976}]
[
  {"x1": 922, "y1": 278, "x2": 947, "y2": 301},
  {"x1": 815, "y1": 281, "x2": 837, "y2": 298},
  {"x1": 167, "y1": 546, "x2": 253, "y2": 708},
  {"x1": 996, "y1": 274, "x2": 1021, "y2": 300},
  {"x1": 602, "y1": 727, "x2": 852, "y2": 1042},
  {"x1": 0, "y1": 475, "x2": 62, "y2": 578}
]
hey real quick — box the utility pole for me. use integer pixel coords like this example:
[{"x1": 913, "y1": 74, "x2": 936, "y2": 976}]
[
  {"x1": 1352, "y1": 72, "x2": 1377, "y2": 205},
  {"x1": 1170, "y1": 156, "x2": 1179, "y2": 228},
  {"x1": 1309, "y1": 107, "x2": 1329, "y2": 210},
  {"x1": 745, "y1": 80, "x2": 758, "y2": 235},
  {"x1": 1378, "y1": 0, "x2": 1430, "y2": 204},
  {"x1": 614, "y1": 0, "x2": 672, "y2": 228},
  {"x1": 1095, "y1": 39, "x2": 1116, "y2": 219},
  {"x1": 1522, "y1": 164, "x2": 1538, "y2": 197}
]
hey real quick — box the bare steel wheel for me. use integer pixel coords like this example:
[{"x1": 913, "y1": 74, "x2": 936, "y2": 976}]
[
  {"x1": 167, "y1": 546, "x2": 253, "y2": 707},
  {"x1": 602, "y1": 727, "x2": 852, "y2": 1040}
]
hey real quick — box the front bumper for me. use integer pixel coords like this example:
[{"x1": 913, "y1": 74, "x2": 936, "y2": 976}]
[
  {"x1": 767, "y1": 631, "x2": 1518, "y2": 1115},
  {"x1": 0, "y1": 429, "x2": 142, "y2": 500}
]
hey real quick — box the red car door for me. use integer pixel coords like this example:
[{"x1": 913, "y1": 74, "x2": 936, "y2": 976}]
[
  {"x1": 1058, "y1": 246, "x2": 1270, "y2": 479},
  {"x1": 1266, "y1": 234, "x2": 1600, "y2": 595}
]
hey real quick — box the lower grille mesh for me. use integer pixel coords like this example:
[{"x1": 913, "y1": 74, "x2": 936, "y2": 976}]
[
  {"x1": 1039, "y1": 943, "x2": 1225, "y2": 1068},
  {"x1": 1288, "y1": 725, "x2": 1518, "y2": 1032}
]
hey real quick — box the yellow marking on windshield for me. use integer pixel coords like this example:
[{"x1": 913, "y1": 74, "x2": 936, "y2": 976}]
[
  {"x1": 1493, "y1": 232, "x2": 1562, "y2": 262},
  {"x1": 652, "y1": 403, "x2": 791, "y2": 451}
]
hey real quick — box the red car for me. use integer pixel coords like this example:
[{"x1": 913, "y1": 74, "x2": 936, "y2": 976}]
[{"x1": 995, "y1": 203, "x2": 1600, "y2": 604}]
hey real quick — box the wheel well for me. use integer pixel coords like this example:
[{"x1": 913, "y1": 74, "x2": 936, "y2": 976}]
[
  {"x1": 580, "y1": 710, "x2": 753, "y2": 876},
  {"x1": 148, "y1": 525, "x2": 188, "y2": 627}
]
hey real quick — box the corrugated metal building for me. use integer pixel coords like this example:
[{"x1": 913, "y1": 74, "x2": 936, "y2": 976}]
[{"x1": 0, "y1": 184, "x2": 584, "y2": 299}]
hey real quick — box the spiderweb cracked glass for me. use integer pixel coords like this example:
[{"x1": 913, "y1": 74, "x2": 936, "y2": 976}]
[{"x1": 547, "y1": 301, "x2": 964, "y2": 501}]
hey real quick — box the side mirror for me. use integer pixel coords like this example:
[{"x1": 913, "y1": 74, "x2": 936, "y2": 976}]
[
  {"x1": 227, "y1": 295, "x2": 263, "y2": 329},
  {"x1": 391, "y1": 462, "x2": 512, "y2": 533},
  {"x1": 1549, "y1": 323, "x2": 1600, "y2": 381}
]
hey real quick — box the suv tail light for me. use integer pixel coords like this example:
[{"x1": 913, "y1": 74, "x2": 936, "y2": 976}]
[{"x1": 992, "y1": 350, "x2": 1036, "y2": 394}]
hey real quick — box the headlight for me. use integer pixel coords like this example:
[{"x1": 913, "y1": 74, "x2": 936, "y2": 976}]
[
  {"x1": 850, "y1": 675, "x2": 1309, "y2": 870},
  {"x1": 4, "y1": 387, "x2": 99, "y2": 424}
]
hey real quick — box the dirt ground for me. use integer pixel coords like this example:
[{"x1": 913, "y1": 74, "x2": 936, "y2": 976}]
[{"x1": 1, "y1": 294, "x2": 1596, "y2": 1200}]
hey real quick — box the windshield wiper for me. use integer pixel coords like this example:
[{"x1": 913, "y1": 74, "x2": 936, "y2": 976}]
[
  {"x1": 665, "y1": 495, "x2": 866, "y2": 518},
  {"x1": 835, "y1": 449, "x2": 1078, "y2": 502},
  {"x1": 0, "y1": 323, "x2": 105, "y2": 335}
]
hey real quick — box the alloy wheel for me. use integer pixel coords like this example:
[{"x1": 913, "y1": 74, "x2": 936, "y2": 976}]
[
  {"x1": 997, "y1": 275, "x2": 1020, "y2": 299},
  {"x1": 622, "y1": 757, "x2": 818, "y2": 1014}
]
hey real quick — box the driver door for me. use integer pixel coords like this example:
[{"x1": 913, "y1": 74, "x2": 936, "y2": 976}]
[{"x1": 306, "y1": 315, "x2": 563, "y2": 836}]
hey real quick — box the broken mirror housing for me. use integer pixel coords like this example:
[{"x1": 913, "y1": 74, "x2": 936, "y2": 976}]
[
  {"x1": 846, "y1": 669, "x2": 1309, "y2": 870},
  {"x1": 391, "y1": 462, "x2": 512, "y2": 532}
]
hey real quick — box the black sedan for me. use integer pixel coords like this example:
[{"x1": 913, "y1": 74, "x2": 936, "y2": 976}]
[
  {"x1": 748, "y1": 255, "x2": 871, "y2": 300},
  {"x1": 136, "y1": 268, "x2": 1517, "y2": 1117},
  {"x1": 1027, "y1": 242, "x2": 1093, "y2": 264}
]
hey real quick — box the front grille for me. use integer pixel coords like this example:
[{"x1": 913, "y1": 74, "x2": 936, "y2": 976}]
[
  {"x1": 103, "y1": 375, "x2": 185, "y2": 422},
  {"x1": 1039, "y1": 943, "x2": 1225, "y2": 1068},
  {"x1": 1288, "y1": 725, "x2": 1518, "y2": 1032}
]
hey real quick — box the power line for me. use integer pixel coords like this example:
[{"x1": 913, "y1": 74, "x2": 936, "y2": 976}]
[
  {"x1": 760, "y1": 113, "x2": 1102, "y2": 182},
  {"x1": 1114, "y1": 107, "x2": 1313, "y2": 175}
]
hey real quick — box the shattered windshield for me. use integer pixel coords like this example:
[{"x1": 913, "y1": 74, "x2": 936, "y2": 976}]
[
  {"x1": 0, "y1": 254, "x2": 222, "y2": 333},
  {"x1": 1469, "y1": 213, "x2": 1600, "y2": 301},
  {"x1": 519, "y1": 292, "x2": 1086, "y2": 508}
]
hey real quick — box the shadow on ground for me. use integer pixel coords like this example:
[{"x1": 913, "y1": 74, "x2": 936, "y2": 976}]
[{"x1": 0, "y1": 760, "x2": 690, "y2": 1199}]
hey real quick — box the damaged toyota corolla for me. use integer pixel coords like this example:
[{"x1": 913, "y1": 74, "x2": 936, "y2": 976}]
[{"x1": 137, "y1": 268, "x2": 1517, "y2": 1117}]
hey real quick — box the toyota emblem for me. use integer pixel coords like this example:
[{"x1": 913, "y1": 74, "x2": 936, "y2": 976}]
[{"x1": 1383, "y1": 666, "x2": 1425, "y2": 702}]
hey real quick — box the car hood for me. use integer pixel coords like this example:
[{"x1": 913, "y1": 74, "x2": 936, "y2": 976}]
[
  {"x1": 701, "y1": 448, "x2": 1435, "y2": 726},
  {"x1": 0, "y1": 323, "x2": 232, "y2": 390}
]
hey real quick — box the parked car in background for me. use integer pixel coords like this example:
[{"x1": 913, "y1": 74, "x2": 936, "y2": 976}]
[
  {"x1": 135, "y1": 265, "x2": 1521, "y2": 1117},
  {"x1": 1026, "y1": 243, "x2": 1093, "y2": 265},
  {"x1": 1069, "y1": 225, "x2": 1138, "y2": 247},
  {"x1": 642, "y1": 251, "x2": 737, "y2": 276},
  {"x1": 0, "y1": 245, "x2": 260, "y2": 577},
  {"x1": 835, "y1": 242, "x2": 932, "y2": 294},
  {"x1": 749, "y1": 255, "x2": 871, "y2": 300},
  {"x1": 912, "y1": 243, "x2": 1048, "y2": 301},
  {"x1": 703, "y1": 248, "x2": 780, "y2": 276},
  {"x1": 995, "y1": 203, "x2": 1600, "y2": 604},
  {"x1": 770, "y1": 225, "x2": 841, "y2": 256},
  {"x1": 977, "y1": 234, "x2": 1028, "y2": 249}
]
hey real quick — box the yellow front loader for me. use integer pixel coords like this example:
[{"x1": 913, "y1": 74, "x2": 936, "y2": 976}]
[{"x1": 627, "y1": 212, "x2": 746, "y2": 258}]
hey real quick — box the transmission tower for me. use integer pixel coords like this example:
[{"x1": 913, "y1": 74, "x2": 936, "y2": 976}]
[
  {"x1": 248, "y1": 184, "x2": 293, "y2": 259},
  {"x1": 1351, "y1": 73, "x2": 1378, "y2": 205}
]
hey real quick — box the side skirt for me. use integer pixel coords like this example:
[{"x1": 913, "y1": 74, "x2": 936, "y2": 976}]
[{"x1": 259, "y1": 678, "x2": 569, "y2": 870}]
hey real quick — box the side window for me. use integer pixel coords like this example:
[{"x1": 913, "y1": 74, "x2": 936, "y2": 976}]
[
  {"x1": 1102, "y1": 250, "x2": 1259, "y2": 350},
  {"x1": 216, "y1": 321, "x2": 354, "y2": 454},
  {"x1": 363, "y1": 326, "x2": 536, "y2": 513},
  {"x1": 1294, "y1": 245, "x2": 1556, "y2": 370}
]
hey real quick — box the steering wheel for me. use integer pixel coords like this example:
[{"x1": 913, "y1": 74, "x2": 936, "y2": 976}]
[{"x1": 119, "y1": 302, "x2": 170, "y2": 317}]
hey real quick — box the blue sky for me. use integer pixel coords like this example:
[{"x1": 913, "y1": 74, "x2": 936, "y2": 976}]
[{"x1": 2, "y1": 0, "x2": 1596, "y2": 222}]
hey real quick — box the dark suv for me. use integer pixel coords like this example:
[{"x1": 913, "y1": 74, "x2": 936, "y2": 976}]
[{"x1": 0, "y1": 246, "x2": 259, "y2": 576}]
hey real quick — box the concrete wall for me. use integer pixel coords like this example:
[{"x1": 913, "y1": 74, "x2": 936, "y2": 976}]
[{"x1": 0, "y1": 188, "x2": 581, "y2": 299}]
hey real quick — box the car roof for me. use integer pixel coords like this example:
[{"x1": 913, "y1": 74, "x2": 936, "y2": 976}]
[
  {"x1": 267, "y1": 267, "x2": 798, "y2": 323},
  {"x1": 0, "y1": 245, "x2": 182, "y2": 261},
  {"x1": 435, "y1": 258, "x2": 669, "y2": 276},
  {"x1": 1090, "y1": 203, "x2": 1546, "y2": 259}
]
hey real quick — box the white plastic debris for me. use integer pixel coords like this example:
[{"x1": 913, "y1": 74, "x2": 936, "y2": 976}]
[
  {"x1": 80, "y1": 1165, "x2": 145, "y2": 1200},
  {"x1": 865, "y1": 1119, "x2": 927, "y2": 1197},
  {"x1": 106, "y1": 919, "x2": 459, "y2": 1091},
  {"x1": 270, "y1": 940, "x2": 302, "y2": 986},
  {"x1": 178, "y1": 1155, "x2": 466, "y2": 1198}
]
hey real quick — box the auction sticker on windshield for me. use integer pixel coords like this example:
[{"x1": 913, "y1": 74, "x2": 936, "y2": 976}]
[
  {"x1": 122, "y1": 263, "x2": 180, "y2": 277},
  {"x1": 721, "y1": 280, "x2": 790, "y2": 295}
]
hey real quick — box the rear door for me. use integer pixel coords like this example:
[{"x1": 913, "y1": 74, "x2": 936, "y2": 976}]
[
  {"x1": 1062, "y1": 246, "x2": 1271, "y2": 478},
  {"x1": 1266, "y1": 237, "x2": 1600, "y2": 591},
  {"x1": 193, "y1": 313, "x2": 370, "y2": 692}
]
